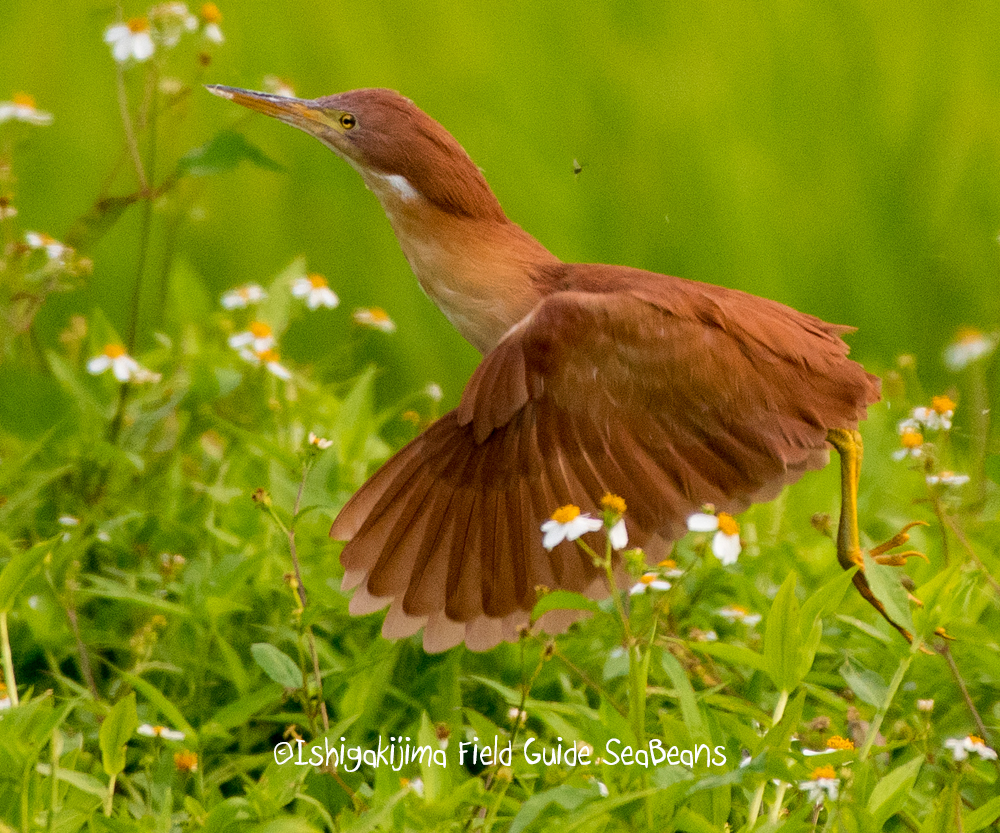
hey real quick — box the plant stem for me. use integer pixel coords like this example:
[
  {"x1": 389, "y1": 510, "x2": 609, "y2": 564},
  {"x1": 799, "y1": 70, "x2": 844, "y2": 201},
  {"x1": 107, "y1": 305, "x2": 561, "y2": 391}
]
[
  {"x1": 0, "y1": 610, "x2": 19, "y2": 707},
  {"x1": 860, "y1": 640, "x2": 920, "y2": 760},
  {"x1": 747, "y1": 688, "x2": 790, "y2": 827}
]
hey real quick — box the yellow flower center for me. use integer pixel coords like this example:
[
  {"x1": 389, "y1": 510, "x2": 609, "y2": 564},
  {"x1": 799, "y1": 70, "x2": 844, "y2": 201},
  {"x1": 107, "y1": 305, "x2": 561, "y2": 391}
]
[
  {"x1": 931, "y1": 394, "x2": 955, "y2": 414},
  {"x1": 366, "y1": 307, "x2": 390, "y2": 322},
  {"x1": 810, "y1": 765, "x2": 837, "y2": 780},
  {"x1": 900, "y1": 429, "x2": 923, "y2": 449},
  {"x1": 969, "y1": 734, "x2": 985, "y2": 746},
  {"x1": 826, "y1": 735, "x2": 854, "y2": 750},
  {"x1": 308, "y1": 273, "x2": 328, "y2": 288},
  {"x1": 249, "y1": 321, "x2": 272, "y2": 338},
  {"x1": 127, "y1": 17, "x2": 151, "y2": 33},
  {"x1": 600, "y1": 493, "x2": 627, "y2": 514},
  {"x1": 729, "y1": 604, "x2": 749, "y2": 615},
  {"x1": 551, "y1": 504, "x2": 581, "y2": 524},
  {"x1": 717, "y1": 512, "x2": 738, "y2": 536},
  {"x1": 201, "y1": 2, "x2": 222, "y2": 23},
  {"x1": 104, "y1": 344, "x2": 127, "y2": 359},
  {"x1": 12, "y1": 92, "x2": 36, "y2": 109},
  {"x1": 257, "y1": 349, "x2": 279, "y2": 363},
  {"x1": 401, "y1": 409, "x2": 421, "y2": 425},
  {"x1": 174, "y1": 749, "x2": 198, "y2": 772},
  {"x1": 955, "y1": 326, "x2": 983, "y2": 344},
  {"x1": 658, "y1": 558, "x2": 677, "y2": 570},
  {"x1": 639, "y1": 573, "x2": 656, "y2": 585}
]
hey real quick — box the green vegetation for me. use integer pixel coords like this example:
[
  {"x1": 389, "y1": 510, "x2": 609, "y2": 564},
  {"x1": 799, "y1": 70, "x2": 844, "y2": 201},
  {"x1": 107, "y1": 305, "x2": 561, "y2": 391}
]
[{"x1": 1, "y1": 2, "x2": 998, "y2": 831}]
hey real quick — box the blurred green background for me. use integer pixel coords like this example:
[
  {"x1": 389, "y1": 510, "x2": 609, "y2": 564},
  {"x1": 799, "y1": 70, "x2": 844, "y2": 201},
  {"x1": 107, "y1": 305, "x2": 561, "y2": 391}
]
[{"x1": 3, "y1": 0, "x2": 999, "y2": 411}]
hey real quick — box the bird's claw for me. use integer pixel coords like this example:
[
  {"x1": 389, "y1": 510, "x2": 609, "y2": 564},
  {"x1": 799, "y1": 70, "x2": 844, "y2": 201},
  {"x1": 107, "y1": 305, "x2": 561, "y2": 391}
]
[{"x1": 869, "y1": 520, "x2": 930, "y2": 563}]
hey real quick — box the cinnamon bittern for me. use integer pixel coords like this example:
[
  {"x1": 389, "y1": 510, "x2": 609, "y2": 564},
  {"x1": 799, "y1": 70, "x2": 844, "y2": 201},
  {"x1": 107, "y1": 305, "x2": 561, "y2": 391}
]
[{"x1": 209, "y1": 84, "x2": 918, "y2": 652}]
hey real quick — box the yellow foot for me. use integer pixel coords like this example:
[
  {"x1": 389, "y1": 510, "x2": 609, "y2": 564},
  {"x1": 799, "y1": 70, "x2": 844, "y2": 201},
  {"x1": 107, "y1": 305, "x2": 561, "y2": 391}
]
[{"x1": 869, "y1": 521, "x2": 930, "y2": 565}]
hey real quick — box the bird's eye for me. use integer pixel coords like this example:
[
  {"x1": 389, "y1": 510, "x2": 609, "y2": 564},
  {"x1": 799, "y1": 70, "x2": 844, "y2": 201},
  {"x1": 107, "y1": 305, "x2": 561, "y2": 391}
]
[{"x1": 339, "y1": 113, "x2": 357, "y2": 130}]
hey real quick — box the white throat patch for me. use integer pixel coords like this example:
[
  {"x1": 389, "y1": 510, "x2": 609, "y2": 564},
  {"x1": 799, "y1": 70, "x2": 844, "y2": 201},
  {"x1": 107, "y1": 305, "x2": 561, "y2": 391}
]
[{"x1": 376, "y1": 173, "x2": 421, "y2": 202}]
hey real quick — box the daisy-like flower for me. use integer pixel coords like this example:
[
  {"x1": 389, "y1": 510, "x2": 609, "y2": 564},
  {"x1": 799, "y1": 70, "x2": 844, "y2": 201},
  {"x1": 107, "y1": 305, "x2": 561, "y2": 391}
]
[
  {"x1": 308, "y1": 431, "x2": 333, "y2": 450},
  {"x1": 400, "y1": 776, "x2": 424, "y2": 797},
  {"x1": 239, "y1": 348, "x2": 292, "y2": 380},
  {"x1": 718, "y1": 604, "x2": 762, "y2": 627},
  {"x1": 0, "y1": 93, "x2": 53, "y2": 125},
  {"x1": 25, "y1": 231, "x2": 69, "y2": 262},
  {"x1": 508, "y1": 707, "x2": 527, "y2": 726},
  {"x1": 425, "y1": 382, "x2": 443, "y2": 402},
  {"x1": 264, "y1": 75, "x2": 296, "y2": 98},
  {"x1": 541, "y1": 505, "x2": 603, "y2": 551},
  {"x1": 104, "y1": 17, "x2": 156, "y2": 63},
  {"x1": 87, "y1": 344, "x2": 143, "y2": 382},
  {"x1": 945, "y1": 734, "x2": 998, "y2": 762},
  {"x1": 917, "y1": 699, "x2": 934, "y2": 713},
  {"x1": 911, "y1": 395, "x2": 955, "y2": 432},
  {"x1": 292, "y1": 273, "x2": 339, "y2": 310},
  {"x1": 221, "y1": 283, "x2": 267, "y2": 309},
  {"x1": 600, "y1": 493, "x2": 628, "y2": 550},
  {"x1": 799, "y1": 765, "x2": 840, "y2": 805},
  {"x1": 174, "y1": 749, "x2": 198, "y2": 772},
  {"x1": 148, "y1": 2, "x2": 197, "y2": 47},
  {"x1": 138, "y1": 723, "x2": 185, "y2": 741},
  {"x1": 229, "y1": 321, "x2": 275, "y2": 352},
  {"x1": 825, "y1": 735, "x2": 855, "y2": 751},
  {"x1": 199, "y1": 2, "x2": 224, "y2": 43},
  {"x1": 926, "y1": 471, "x2": 970, "y2": 487},
  {"x1": 353, "y1": 306, "x2": 396, "y2": 332},
  {"x1": 687, "y1": 511, "x2": 742, "y2": 565},
  {"x1": 630, "y1": 572, "x2": 671, "y2": 595},
  {"x1": 657, "y1": 558, "x2": 684, "y2": 578},
  {"x1": 944, "y1": 327, "x2": 998, "y2": 371},
  {"x1": 892, "y1": 419, "x2": 924, "y2": 461}
]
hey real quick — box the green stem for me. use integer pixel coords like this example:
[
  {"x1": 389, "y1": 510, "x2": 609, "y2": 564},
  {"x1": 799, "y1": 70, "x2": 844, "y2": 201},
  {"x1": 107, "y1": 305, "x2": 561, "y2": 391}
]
[
  {"x1": 747, "y1": 689, "x2": 790, "y2": 827},
  {"x1": 859, "y1": 640, "x2": 920, "y2": 760},
  {"x1": 0, "y1": 610, "x2": 19, "y2": 707}
]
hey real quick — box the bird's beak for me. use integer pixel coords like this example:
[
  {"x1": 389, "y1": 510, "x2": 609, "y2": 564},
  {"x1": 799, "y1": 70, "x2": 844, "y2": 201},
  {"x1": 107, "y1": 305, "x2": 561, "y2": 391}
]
[{"x1": 206, "y1": 84, "x2": 326, "y2": 134}]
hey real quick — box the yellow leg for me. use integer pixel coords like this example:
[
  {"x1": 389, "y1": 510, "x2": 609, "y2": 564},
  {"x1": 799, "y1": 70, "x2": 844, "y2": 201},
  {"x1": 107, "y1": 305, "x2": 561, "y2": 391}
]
[{"x1": 826, "y1": 428, "x2": 916, "y2": 642}]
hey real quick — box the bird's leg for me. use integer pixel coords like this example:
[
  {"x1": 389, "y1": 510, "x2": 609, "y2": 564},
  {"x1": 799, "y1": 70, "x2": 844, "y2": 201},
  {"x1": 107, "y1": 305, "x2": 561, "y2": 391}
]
[{"x1": 827, "y1": 428, "x2": 927, "y2": 642}]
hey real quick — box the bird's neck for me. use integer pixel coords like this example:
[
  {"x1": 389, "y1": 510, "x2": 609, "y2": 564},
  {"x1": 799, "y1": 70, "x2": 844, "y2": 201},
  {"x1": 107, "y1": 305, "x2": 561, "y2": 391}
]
[{"x1": 362, "y1": 169, "x2": 561, "y2": 354}]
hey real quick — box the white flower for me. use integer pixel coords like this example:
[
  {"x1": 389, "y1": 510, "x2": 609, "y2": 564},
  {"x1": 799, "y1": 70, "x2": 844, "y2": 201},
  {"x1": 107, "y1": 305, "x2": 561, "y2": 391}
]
[
  {"x1": 0, "y1": 695, "x2": 11, "y2": 711},
  {"x1": 353, "y1": 307, "x2": 396, "y2": 332},
  {"x1": 541, "y1": 505, "x2": 603, "y2": 550},
  {"x1": 239, "y1": 348, "x2": 292, "y2": 380},
  {"x1": 944, "y1": 328, "x2": 998, "y2": 371},
  {"x1": 911, "y1": 396, "x2": 955, "y2": 432},
  {"x1": 228, "y1": 321, "x2": 275, "y2": 352},
  {"x1": 137, "y1": 723, "x2": 185, "y2": 741},
  {"x1": 104, "y1": 18, "x2": 156, "y2": 63},
  {"x1": 264, "y1": 75, "x2": 295, "y2": 98},
  {"x1": 148, "y1": 2, "x2": 197, "y2": 47},
  {"x1": 198, "y1": 2, "x2": 224, "y2": 43},
  {"x1": 945, "y1": 735, "x2": 997, "y2": 762},
  {"x1": 799, "y1": 766, "x2": 840, "y2": 805},
  {"x1": 0, "y1": 93, "x2": 53, "y2": 125},
  {"x1": 308, "y1": 431, "x2": 333, "y2": 450},
  {"x1": 292, "y1": 274, "x2": 339, "y2": 310},
  {"x1": 926, "y1": 471, "x2": 970, "y2": 487},
  {"x1": 892, "y1": 419, "x2": 924, "y2": 461},
  {"x1": 608, "y1": 518, "x2": 628, "y2": 551},
  {"x1": 630, "y1": 573, "x2": 672, "y2": 595},
  {"x1": 58, "y1": 515, "x2": 80, "y2": 527},
  {"x1": 87, "y1": 345, "x2": 143, "y2": 383},
  {"x1": 718, "y1": 605, "x2": 762, "y2": 627},
  {"x1": 25, "y1": 231, "x2": 69, "y2": 262},
  {"x1": 221, "y1": 283, "x2": 266, "y2": 309},
  {"x1": 687, "y1": 511, "x2": 742, "y2": 565},
  {"x1": 425, "y1": 382, "x2": 443, "y2": 402},
  {"x1": 917, "y1": 699, "x2": 934, "y2": 713}
]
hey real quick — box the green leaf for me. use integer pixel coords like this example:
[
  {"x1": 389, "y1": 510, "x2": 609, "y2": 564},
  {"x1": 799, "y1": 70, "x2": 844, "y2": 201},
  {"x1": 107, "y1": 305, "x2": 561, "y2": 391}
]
[
  {"x1": 118, "y1": 669, "x2": 196, "y2": 740},
  {"x1": 963, "y1": 794, "x2": 1000, "y2": 832},
  {"x1": 688, "y1": 640, "x2": 768, "y2": 674},
  {"x1": 250, "y1": 642, "x2": 303, "y2": 689},
  {"x1": 862, "y1": 551, "x2": 914, "y2": 635},
  {"x1": 531, "y1": 589, "x2": 601, "y2": 618},
  {"x1": 0, "y1": 539, "x2": 50, "y2": 611},
  {"x1": 660, "y1": 651, "x2": 709, "y2": 746},
  {"x1": 763, "y1": 573, "x2": 802, "y2": 691},
  {"x1": 839, "y1": 657, "x2": 887, "y2": 707},
  {"x1": 178, "y1": 129, "x2": 284, "y2": 177},
  {"x1": 799, "y1": 565, "x2": 857, "y2": 631},
  {"x1": 99, "y1": 692, "x2": 138, "y2": 778},
  {"x1": 866, "y1": 754, "x2": 922, "y2": 828}
]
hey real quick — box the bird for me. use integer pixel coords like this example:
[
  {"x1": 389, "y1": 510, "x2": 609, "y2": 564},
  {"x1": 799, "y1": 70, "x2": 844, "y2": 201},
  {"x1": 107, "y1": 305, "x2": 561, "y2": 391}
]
[{"x1": 208, "y1": 84, "x2": 921, "y2": 652}]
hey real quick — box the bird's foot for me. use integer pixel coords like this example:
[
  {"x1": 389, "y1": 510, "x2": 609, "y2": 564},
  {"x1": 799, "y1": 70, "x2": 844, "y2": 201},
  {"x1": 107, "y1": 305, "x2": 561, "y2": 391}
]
[{"x1": 868, "y1": 521, "x2": 930, "y2": 566}]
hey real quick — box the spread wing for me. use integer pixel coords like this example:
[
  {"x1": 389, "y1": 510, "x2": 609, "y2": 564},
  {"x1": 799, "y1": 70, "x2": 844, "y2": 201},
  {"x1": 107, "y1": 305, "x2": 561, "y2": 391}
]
[{"x1": 331, "y1": 264, "x2": 880, "y2": 651}]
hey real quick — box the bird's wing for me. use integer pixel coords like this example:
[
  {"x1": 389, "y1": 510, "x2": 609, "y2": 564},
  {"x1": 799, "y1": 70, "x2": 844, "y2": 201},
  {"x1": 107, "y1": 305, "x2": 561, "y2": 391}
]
[{"x1": 332, "y1": 265, "x2": 880, "y2": 651}]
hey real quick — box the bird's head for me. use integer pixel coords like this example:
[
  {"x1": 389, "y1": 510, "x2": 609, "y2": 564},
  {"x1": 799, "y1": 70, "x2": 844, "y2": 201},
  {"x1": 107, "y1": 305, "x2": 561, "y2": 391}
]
[{"x1": 206, "y1": 85, "x2": 505, "y2": 222}]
